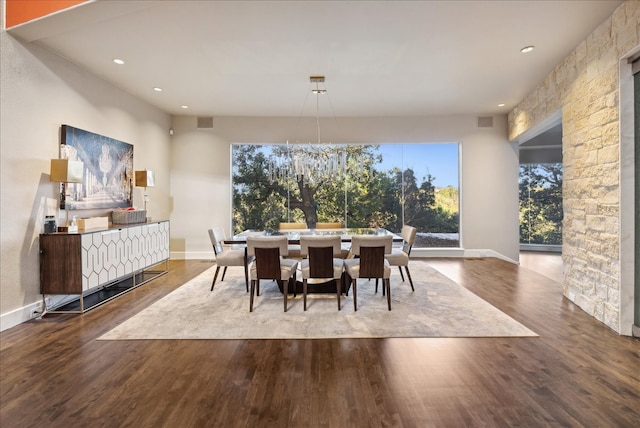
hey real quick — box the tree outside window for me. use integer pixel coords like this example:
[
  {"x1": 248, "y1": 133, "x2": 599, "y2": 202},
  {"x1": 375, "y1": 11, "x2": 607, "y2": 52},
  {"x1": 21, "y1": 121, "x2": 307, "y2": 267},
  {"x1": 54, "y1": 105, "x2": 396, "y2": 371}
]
[{"x1": 519, "y1": 163, "x2": 563, "y2": 246}]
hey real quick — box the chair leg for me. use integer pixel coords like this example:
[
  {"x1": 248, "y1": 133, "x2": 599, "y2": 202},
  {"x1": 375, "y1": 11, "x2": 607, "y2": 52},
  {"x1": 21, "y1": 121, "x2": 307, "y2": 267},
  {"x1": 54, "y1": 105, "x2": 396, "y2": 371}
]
[
  {"x1": 344, "y1": 273, "x2": 349, "y2": 296},
  {"x1": 293, "y1": 275, "x2": 297, "y2": 298},
  {"x1": 211, "y1": 266, "x2": 221, "y2": 291},
  {"x1": 353, "y1": 278, "x2": 358, "y2": 311},
  {"x1": 386, "y1": 278, "x2": 391, "y2": 311},
  {"x1": 303, "y1": 278, "x2": 308, "y2": 311},
  {"x1": 283, "y1": 279, "x2": 288, "y2": 312},
  {"x1": 244, "y1": 250, "x2": 250, "y2": 293},
  {"x1": 405, "y1": 266, "x2": 414, "y2": 291},
  {"x1": 398, "y1": 266, "x2": 405, "y2": 282},
  {"x1": 375, "y1": 278, "x2": 379, "y2": 294},
  {"x1": 221, "y1": 266, "x2": 228, "y2": 281},
  {"x1": 250, "y1": 279, "x2": 256, "y2": 312},
  {"x1": 244, "y1": 263, "x2": 249, "y2": 292},
  {"x1": 336, "y1": 278, "x2": 341, "y2": 311}
]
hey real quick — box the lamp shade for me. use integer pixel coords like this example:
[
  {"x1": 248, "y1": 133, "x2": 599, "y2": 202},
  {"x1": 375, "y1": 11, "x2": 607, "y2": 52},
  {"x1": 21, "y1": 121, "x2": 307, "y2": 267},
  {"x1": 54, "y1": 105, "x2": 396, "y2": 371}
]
[
  {"x1": 50, "y1": 159, "x2": 83, "y2": 183},
  {"x1": 135, "y1": 170, "x2": 155, "y2": 187}
]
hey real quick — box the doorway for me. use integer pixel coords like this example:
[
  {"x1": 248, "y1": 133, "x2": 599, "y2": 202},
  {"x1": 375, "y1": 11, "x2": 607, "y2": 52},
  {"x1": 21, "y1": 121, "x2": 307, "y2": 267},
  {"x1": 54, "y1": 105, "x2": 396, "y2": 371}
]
[{"x1": 518, "y1": 124, "x2": 563, "y2": 253}]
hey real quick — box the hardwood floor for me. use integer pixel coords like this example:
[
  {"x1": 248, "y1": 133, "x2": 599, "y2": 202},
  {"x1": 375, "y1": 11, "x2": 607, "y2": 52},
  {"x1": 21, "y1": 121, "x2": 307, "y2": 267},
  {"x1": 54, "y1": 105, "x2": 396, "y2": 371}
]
[
  {"x1": 518, "y1": 250, "x2": 563, "y2": 283},
  {"x1": 1, "y1": 257, "x2": 638, "y2": 427}
]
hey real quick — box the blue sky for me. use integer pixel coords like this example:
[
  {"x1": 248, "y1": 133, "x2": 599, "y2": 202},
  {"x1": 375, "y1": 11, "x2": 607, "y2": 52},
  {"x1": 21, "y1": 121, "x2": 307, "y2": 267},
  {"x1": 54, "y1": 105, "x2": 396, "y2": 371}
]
[{"x1": 377, "y1": 143, "x2": 459, "y2": 188}]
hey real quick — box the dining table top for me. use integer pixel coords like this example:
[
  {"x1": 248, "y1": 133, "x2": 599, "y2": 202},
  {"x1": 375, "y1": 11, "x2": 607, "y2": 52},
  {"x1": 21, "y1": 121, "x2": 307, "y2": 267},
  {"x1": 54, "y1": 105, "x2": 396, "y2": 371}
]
[{"x1": 225, "y1": 227, "x2": 401, "y2": 244}]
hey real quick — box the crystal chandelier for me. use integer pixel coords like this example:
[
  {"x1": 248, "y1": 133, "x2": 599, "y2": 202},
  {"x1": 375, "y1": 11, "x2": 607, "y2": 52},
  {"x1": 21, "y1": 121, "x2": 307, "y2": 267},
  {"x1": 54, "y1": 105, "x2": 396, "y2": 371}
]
[{"x1": 268, "y1": 76, "x2": 347, "y2": 185}]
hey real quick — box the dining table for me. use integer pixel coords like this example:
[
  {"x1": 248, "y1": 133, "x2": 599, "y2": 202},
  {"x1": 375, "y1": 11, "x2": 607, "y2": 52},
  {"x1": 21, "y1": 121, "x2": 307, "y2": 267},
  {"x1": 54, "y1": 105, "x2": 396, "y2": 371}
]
[
  {"x1": 224, "y1": 227, "x2": 402, "y2": 294},
  {"x1": 225, "y1": 227, "x2": 401, "y2": 245}
]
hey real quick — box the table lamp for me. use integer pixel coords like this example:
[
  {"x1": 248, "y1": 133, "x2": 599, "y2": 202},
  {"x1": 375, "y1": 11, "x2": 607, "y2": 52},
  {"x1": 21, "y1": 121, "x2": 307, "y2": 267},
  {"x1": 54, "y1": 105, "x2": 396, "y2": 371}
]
[
  {"x1": 135, "y1": 170, "x2": 155, "y2": 212},
  {"x1": 50, "y1": 159, "x2": 83, "y2": 231}
]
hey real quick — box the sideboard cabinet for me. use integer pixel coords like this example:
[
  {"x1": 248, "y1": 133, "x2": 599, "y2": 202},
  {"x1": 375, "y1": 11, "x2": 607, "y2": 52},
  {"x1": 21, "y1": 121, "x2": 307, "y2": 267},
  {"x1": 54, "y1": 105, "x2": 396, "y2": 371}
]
[{"x1": 39, "y1": 220, "x2": 169, "y2": 313}]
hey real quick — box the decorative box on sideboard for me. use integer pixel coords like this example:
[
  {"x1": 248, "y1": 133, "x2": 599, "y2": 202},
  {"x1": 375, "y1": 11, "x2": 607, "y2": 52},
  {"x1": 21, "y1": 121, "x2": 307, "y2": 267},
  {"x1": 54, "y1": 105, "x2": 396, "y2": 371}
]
[{"x1": 39, "y1": 220, "x2": 170, "y2": 314}]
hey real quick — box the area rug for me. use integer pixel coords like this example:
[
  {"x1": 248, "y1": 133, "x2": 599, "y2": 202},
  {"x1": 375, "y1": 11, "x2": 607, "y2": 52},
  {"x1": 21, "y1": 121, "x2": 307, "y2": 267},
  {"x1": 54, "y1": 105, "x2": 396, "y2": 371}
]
[{"x1": 98, "y1": 262, "x2": 537, "y2": 340}]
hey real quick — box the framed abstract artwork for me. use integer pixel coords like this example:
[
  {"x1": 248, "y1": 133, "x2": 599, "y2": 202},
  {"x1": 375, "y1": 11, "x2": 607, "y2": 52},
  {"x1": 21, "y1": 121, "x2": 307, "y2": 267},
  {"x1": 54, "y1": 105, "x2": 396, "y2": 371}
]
[{"x1": 59, "y1": 125, "x2": 134, "y2": 210}]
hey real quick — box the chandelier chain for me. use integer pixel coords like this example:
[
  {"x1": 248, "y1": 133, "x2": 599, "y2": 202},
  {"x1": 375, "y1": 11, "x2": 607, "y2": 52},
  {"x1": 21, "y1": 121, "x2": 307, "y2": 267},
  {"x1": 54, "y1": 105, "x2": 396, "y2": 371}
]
[{"x1": 268, "y1": 76, "x2": 368, "y2": 185}]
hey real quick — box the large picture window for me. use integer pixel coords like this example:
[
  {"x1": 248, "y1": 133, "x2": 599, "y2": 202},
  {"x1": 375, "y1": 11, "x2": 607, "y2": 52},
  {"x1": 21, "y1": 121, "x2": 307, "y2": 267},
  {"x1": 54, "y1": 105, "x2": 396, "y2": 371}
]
[{"x1": 232, "y1": 143, "x2": 460, "y2": 248}]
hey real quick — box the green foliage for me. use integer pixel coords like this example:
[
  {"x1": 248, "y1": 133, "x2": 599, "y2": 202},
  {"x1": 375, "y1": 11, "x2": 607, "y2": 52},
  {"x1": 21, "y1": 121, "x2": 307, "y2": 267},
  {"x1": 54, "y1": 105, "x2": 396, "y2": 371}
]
[
  {"x1": 436, "y1": 186, "x2": 459, "y2": 214},
  {"x1": 519, "y1": 163, "x2": 563, "y2": 245}
]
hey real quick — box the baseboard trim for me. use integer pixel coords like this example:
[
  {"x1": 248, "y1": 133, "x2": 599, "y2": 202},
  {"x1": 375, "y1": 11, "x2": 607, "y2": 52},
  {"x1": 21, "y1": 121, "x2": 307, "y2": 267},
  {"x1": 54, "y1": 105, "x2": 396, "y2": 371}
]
[{"x1": 0, "y1": 302, "x2": 40, "y2": 332}]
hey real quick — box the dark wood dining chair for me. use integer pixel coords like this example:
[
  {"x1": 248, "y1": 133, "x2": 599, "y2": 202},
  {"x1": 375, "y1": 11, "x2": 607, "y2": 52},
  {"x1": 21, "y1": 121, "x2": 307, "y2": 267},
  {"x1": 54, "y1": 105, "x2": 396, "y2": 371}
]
[
  {"x1": 343, "y1": 235, "x2": 393, "y2": 311},
  {"x1": 300, "y1": 235, "x2": 344, "y2": 310},
  {"x1": 246, "y1": 236, "x2": 298, "y2": 312}
]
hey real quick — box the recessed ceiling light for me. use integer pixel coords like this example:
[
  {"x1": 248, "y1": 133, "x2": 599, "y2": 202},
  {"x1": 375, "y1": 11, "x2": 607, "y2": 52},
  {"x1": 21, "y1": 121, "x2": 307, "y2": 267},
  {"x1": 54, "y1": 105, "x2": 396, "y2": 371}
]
[
  {"x1": 181, "y1": 105, "x2": 189, "y2": 109},
  {"x1": 520, "y1": 46, "x2": 534, "y2": 53},
  {"x1": 113, "y1": 58, "x2": 124, "y2": 65},
  {"x1": 498, "y1": 103, "x2": 505, "y2": 107},
  {"x1": 153, "y1": 87, "x2": 162, "y2": 92}
]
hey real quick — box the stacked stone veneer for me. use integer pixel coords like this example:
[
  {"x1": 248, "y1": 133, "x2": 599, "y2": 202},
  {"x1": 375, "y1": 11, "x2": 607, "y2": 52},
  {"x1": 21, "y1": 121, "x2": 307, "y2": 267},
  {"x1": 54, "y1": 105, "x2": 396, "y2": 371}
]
[{"x1": 508, "y1": 1, "x2": 639, "y2": 333}]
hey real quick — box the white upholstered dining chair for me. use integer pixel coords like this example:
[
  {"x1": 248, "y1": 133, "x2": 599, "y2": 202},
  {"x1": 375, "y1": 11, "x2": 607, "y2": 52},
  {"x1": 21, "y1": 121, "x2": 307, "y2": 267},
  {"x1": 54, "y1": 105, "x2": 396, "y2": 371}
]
[
  {"x1": 208, "y1": 227, "x2": 249, "y2": 292},
  {"x1": 384, "y1": 225, "x2": 417, "y2": 291}
]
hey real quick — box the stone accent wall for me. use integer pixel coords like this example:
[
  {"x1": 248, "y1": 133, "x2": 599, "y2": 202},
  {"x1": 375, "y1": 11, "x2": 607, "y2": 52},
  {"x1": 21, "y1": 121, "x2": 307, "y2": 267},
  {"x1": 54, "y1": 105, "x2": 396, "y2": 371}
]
[{"x1": 508, "y1": 1, "x2": 639, "y2": 333}]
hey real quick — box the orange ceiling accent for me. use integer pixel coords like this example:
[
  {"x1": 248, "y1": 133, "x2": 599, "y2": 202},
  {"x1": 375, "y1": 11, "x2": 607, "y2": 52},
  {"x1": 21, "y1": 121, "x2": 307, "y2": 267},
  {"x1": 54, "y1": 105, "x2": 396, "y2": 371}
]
[{"x1": 6, "y1": 0, "x2": 87, "y2": 28}]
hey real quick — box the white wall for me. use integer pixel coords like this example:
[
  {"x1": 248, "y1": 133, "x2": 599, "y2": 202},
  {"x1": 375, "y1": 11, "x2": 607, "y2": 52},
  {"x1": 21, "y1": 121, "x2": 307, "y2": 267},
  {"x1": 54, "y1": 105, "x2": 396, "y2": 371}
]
[
  {"x1": 170, "y1": 116, "x2": 233, "y2": 259},
  {"x1": 0, "y1": 31, "x2": 171, "y2": 330},
  {"x1": 169, "y1": 114, "x2": 519, "y2": 263}
]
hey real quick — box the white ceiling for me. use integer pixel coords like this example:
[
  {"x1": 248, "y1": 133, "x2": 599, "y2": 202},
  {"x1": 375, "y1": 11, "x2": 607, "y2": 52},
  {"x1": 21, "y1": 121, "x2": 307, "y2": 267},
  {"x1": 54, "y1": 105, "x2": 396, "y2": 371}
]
[{"x1": 8, "y1": 0, "x2": 622, "y2": 119}]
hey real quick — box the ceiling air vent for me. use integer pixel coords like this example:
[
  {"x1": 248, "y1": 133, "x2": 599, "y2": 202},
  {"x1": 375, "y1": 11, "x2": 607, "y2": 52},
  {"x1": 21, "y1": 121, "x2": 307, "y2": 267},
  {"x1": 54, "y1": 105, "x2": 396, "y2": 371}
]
[
  {"x1": 477, "y1": 116, "x2": 494, "y2": 128},
  {"x1": 197, "y1": 117, "x2": 214, "y2": 129}
]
